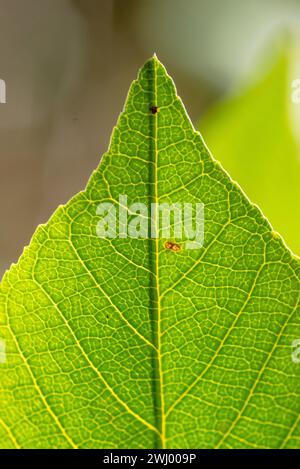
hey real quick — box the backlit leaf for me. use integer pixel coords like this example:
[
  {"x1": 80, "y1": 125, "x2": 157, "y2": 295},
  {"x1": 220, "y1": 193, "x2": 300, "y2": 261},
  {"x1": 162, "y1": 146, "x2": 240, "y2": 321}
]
[{"x1": 0, "y1": 57, "x2": 299, "y2": 449}]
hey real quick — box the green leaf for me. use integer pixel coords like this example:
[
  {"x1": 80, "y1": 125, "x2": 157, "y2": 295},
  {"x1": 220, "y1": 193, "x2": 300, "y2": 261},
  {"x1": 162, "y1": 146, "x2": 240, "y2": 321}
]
[
  {"x1": 201, "y1": 50, "x2": 300, "y2": 256},
  {"x1": 0, "y1": 56, "x2": 299, "y2": 449}
]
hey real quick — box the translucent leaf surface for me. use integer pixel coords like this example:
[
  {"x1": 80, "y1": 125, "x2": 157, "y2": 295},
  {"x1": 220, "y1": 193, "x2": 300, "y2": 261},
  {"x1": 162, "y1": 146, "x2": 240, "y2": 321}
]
[{"x1": 0, "y1": 57, "x2": 299, "y2": 449}]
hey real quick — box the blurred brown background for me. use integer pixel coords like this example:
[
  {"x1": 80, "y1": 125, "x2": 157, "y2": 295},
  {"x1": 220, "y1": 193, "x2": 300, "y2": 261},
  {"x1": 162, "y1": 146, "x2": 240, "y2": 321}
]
[{"x1": 1, "y1": 0, "x2": 300, "y2": 277}]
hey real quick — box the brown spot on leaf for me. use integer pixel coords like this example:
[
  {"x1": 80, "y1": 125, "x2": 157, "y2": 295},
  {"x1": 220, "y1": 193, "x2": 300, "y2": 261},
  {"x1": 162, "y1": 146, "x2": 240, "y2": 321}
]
[{"x1": 164, "y1": 241, "x2": 181, "y2": 252}]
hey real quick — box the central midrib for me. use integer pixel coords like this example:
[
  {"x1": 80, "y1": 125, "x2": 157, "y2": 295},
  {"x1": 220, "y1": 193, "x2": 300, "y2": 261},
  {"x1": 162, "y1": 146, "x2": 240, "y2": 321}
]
[{"x1": 149, "y1": 56, "x2": 166, "y2": 449}]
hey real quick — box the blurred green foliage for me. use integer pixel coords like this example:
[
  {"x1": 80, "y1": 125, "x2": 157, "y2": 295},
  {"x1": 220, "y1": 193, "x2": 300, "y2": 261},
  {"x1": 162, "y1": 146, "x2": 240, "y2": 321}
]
[{"x1": 201, "y1": 49, "x2": 300, "y2": 256}]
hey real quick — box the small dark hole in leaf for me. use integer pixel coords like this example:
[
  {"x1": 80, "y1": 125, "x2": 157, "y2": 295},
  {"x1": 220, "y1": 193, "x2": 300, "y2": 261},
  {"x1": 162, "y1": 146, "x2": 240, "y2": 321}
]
[{"x1": 150, "y1": 106, "x2": 158, "y2": 114}]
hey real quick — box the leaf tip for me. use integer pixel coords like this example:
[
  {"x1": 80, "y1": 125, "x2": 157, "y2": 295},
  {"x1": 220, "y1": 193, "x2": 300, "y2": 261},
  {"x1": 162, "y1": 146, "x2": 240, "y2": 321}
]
[{"x1": 151, "y1": 52, "x2": 162, "y2": 66}]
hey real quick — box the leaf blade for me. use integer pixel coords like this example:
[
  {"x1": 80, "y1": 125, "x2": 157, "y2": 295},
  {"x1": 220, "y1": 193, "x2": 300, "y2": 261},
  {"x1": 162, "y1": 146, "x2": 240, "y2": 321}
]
[{"x1": 0, "y1": 57, "x2": 299, "y2": 449}]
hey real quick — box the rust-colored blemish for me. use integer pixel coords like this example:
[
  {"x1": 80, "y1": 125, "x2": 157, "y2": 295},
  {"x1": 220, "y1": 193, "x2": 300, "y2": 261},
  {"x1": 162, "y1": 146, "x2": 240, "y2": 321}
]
[{"x1": 164, "y1": 241, "x2": 181, "y2": 252}]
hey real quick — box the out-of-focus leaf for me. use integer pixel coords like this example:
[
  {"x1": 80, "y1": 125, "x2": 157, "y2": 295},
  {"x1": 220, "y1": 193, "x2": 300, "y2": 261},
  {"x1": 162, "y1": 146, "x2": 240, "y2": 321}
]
[{"x1": 201, "y1": 51, "x2": 300, "y2": 256}]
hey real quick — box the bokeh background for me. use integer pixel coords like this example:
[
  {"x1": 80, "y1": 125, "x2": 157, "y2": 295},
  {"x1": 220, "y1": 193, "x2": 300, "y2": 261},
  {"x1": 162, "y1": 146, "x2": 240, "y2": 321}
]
[{"x1": 1, "y1": 0, "x2": 300, "y2": 278}]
